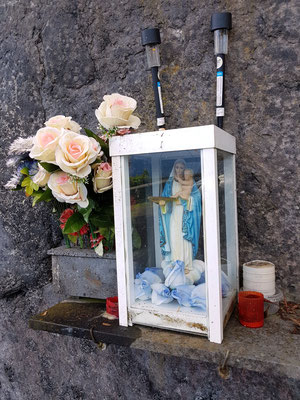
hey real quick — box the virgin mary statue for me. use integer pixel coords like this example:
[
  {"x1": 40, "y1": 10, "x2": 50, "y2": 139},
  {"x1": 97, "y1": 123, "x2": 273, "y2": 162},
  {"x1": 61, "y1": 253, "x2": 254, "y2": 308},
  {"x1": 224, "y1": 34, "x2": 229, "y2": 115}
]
[{"x1": 159, "y1": 159, "x2": 203, "y2": 283}]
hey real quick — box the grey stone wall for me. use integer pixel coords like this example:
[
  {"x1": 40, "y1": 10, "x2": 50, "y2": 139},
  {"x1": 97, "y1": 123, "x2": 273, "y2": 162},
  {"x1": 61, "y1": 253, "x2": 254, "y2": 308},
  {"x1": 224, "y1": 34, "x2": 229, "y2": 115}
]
[{"x1": 0, "y1": 0, "x2": 299, "y2": 399}]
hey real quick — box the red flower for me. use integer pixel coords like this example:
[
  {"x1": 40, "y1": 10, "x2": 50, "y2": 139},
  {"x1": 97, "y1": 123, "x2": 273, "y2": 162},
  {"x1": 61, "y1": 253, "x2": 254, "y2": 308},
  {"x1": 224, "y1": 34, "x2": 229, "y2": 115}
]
[
  {"x1": 60, "y1": 208, "x2": 74, "y2": 224},
  {"x1": 90, "y1": 233, "x2": 104, "y2": 248},
  {"x1": 60, "y1": 208, "x2": 89, "y2": 237},
  {"x1": 79, "y1": 224, "x2": 89, "y2": 235}
]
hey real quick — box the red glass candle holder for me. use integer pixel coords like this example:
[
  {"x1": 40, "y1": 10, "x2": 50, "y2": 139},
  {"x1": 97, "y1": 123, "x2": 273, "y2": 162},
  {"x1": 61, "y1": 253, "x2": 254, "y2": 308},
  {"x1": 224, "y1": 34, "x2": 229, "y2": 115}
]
[
  {"x1": 238, "y1": 291, "x2": 264, "y2": 328},
  {"x1": 106, "y1": 296, "x2": 119, "y2": 318}
]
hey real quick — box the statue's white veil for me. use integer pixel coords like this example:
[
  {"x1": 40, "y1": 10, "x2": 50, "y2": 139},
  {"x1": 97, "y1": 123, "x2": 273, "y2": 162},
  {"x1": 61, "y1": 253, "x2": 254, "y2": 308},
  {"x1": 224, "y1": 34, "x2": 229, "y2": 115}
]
[{"x1": 169, "y1": 159, "x2": 186, "y2": 180}]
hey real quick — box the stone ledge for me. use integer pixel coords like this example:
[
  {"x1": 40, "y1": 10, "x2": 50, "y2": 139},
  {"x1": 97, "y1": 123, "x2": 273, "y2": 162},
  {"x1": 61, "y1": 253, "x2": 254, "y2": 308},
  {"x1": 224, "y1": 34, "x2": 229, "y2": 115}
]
[
  {"x1": 47, "y1": 246, "x2": 116, "y2": 259},
  {"x1": 29, "y1": 298, "x2": 300, "y2": 381}
]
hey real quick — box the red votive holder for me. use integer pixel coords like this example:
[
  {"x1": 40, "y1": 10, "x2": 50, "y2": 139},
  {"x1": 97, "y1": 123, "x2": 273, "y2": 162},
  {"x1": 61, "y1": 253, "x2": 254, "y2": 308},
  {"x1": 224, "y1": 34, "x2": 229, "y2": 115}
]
[
  {"x1": 106, "y1": 296, "x2": 119, "y2": 318},
  {"x1": 238, "y1": 291, "x2": 264, "y2": 328}
]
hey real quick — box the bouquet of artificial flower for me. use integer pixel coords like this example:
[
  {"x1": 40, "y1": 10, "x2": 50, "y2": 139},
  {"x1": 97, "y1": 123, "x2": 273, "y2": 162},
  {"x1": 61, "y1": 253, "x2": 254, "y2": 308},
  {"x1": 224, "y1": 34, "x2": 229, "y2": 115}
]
[{"x1": 5, "y1": 94, "x2": 141, "y2": 255}]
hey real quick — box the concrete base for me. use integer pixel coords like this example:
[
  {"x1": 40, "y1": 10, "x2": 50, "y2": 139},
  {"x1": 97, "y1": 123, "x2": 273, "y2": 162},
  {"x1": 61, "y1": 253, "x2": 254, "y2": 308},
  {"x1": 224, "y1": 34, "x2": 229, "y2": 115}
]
[
  {"x1": 48, "y1": 246, "x2": 117, "y2": 299},
  {"x1": 29, "y1": 294, "x2": 300, "y2": 384}
]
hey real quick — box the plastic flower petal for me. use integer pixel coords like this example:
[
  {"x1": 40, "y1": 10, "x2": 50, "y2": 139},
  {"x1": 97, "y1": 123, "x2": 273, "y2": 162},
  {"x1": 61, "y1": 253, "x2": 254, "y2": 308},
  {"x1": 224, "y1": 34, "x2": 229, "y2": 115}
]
[
  {"x1": 171, "y1": 285, "x2": 195, "y2": 307},
  {"x1": 48, "y1": 171, "x2": 89, "y2": 208},
  {"x1": 190, "y1": 283, "x2": 206, "y2": 310},
  {"x1": 151, "y1": 283, "x2": 173, "y2": 305},
  {"x1": 55, "y1": 131, "x2": 101, "y2": 178},
  {"x1": 45, "y1": 115, "x2": 81, "y2": 133},
  {"x1": 95, "y1": 93, "x2": 141, "y2": 130},
  {"x1": 32, "y1": 165, "x2": 51, "y2": 187},
  {"x1": 134, "y1": 277, "x2": 152, "y2": 301},
  {"x1": 145, "y1": 267, "x2": 165, "y2": 281},
  {"x1": 29, "y1": 127, "x2": 62, "y2": 163},
  {"x1": 134, "y1": 270, "x2": 162, "y2": 301},
  {"x1": 164, "y1": 260, "x2": 186, "y2": 289},
  {"x1": 92, "y1": 162, "x2": 113, "y2": 193}
]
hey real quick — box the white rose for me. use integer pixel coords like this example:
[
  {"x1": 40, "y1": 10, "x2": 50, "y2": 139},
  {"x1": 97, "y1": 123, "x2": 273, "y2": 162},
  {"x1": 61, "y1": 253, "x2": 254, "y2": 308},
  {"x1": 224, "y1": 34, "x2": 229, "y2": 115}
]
[
  {"x1": 29, "y1": 127, "x2": 62, "y2": 163},
  {"x1": 92, "y1": 162, "x2": 113, "y2": 193},
  {"x1": 32, "y1": 165, "x2": 51, "y2": 187},
  {"x1": 95, "y1": 93, "x2": 141, "y2": 130},
  {"x1": 45, "y1": 115, "x2": 81, "y2": 133},
  {"x1": 55, "y1": 130, "x2": 101, "y2": 178},
  {"x1": 48, "y1": 171, "x2": 89, "y2": 208}
]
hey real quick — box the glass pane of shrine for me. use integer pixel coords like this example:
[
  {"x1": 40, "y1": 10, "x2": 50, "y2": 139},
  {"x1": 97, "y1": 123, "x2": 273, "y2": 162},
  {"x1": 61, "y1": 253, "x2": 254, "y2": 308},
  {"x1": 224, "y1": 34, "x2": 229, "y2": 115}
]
[
  {"x1": 217, "y1": 150, "x2": 238, "y2": 314},
  {"x1": 127, "y1": 150, "x2": 206, "y2": 316}
]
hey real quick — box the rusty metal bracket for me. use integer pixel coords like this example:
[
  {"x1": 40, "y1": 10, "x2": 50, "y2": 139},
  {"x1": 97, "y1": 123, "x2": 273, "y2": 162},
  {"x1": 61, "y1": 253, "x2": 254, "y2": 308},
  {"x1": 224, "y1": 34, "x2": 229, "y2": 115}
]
[
  {"x1": 90, "y1": 326, "x2": 107, "y2": 351},
  {"x1": 218, "y1": 350, "x2": 230, "y2": 379}
]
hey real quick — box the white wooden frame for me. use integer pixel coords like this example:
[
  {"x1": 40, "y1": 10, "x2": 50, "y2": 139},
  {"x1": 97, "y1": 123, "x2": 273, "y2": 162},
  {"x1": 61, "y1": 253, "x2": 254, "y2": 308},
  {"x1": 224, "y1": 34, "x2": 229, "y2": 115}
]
[
  {"x1": 110, "y1": 125, "x2": 235, "y2": 156},
  {"x1": 111, "y1": 156, "x2": 128, "y2": 326},
  {"x1": 110, "y1": 125, "x2": 238, "y2": 343},
  {"x1": 201, "y1": 148, "x2": 223, "y2": 343}
]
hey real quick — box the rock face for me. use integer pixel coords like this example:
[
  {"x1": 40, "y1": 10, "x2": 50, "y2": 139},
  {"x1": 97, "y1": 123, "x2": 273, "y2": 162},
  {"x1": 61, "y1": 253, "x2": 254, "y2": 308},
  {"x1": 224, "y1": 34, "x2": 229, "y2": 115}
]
[{"x1": 0, "y1": 0, "x2": 299, "y2": 398}]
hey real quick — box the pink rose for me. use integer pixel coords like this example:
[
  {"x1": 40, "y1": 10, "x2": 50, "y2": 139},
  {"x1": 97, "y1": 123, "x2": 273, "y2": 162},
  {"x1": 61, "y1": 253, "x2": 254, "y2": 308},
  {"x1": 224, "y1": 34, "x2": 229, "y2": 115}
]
[
  {"x1": 55, "y1": 131, "x2": 101, "y2": 178},
  {"x1": 99, "y1": 162, "x2": 112, "y2": 172},
  {"x1": 45, "y1": 115, "x2": 81, "y2": 133},
  {"x1": 92, "y1": 162, "x2": 113, "y2": 193},
  {"x1": 29, "y1": 127, "x2": 62, "y2": 163},
  {"x1": 48, "y1": 171, "x2": 89, "y2": 208},
  {"x1": 95, "y1": 93, "x2": 141, "y2": 130}
]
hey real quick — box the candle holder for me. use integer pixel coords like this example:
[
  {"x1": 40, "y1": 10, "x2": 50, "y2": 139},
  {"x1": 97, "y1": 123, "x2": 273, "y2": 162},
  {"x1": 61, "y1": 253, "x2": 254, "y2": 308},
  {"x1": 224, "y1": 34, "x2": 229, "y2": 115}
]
[
  {"x1": 106, "y1": 296, "x2": 119, "y2": 318},
  {"x1": 239, "y1": 291, "x2": 264, "y2": 328}
]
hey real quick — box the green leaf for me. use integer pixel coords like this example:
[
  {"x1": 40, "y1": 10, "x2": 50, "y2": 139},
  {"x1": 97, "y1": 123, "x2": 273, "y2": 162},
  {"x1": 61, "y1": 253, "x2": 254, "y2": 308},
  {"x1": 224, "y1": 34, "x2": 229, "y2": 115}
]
[
  {"x1": 32, "y1": 188, "x2": 53, "y2": 206},
  {"x1": 63, "y1": 212, "x2": 86, "y2": 234},
  {"x1": 68, "y1": 234, "x2": 78, "y2": 244},
  {"x1": 31, "y1": 182, "x2": 39, "y2": 191},
  {"x1": 84, "y1": 128, "x2": 109, "y2": 157},
  {"x1": 98, "y1": 227, "x2": 109, "y2": 237},
  {"x1": 21, "y1": 177, "x2": 32, "y2": 187},
  {"x1": 25, "y1": 185, "x2": 33, "y2": 196},
  {"x1": 20, "y1": 167, "x2": 29, "y2": 176},
  {"x1": 78, "y1": 198, "x2": 95, "y2": 223},
  {"x1": 24, "y1": 177, "x2": 39, "y2": 192},
  {"x1": 89, "y1": 214, "x2": 113, "y2": 228},
  {"x1": 132, "y1": 228, "x2": 141, "y2": 249},
  {"x1": 102, "y1": 205, "x2": 114, "y2": 216},
  {"x1": 39, "y1": 162, "x2": 60, "y2": 173},
  {"x1": 32, "y1": 192, "x2": 44, "y2": 206},
  {"x1": 39, "y1": 187, "x2": 53, "y2": 201}
]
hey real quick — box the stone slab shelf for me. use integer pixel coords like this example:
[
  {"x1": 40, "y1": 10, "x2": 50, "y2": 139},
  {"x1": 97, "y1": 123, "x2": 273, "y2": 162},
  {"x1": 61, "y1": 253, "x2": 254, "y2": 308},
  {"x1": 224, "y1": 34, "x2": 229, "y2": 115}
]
[
  {"x1": 29, "y1": 299, "x2": 300, "y2": 381},
  {"x1": 29, "y1": 299, "x2": 141, "y2": 347}
]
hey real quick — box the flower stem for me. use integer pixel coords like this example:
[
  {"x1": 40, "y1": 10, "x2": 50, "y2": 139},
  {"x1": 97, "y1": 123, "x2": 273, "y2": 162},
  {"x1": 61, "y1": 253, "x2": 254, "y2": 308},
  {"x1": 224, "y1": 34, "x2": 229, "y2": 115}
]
[
  {"x1": 78, "y1": 235, "x2": 84, "y2": 249},
  {"x1": 64, "y1": 235, "x2": 71, "y2": 248}
]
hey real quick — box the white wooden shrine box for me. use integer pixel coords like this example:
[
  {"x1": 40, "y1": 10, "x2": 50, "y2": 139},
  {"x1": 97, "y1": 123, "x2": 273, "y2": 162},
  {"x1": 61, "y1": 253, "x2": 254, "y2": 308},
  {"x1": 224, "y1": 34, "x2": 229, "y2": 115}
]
[{"x1": 110, "y1": 125, "x2": 239, "y2": 344}]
